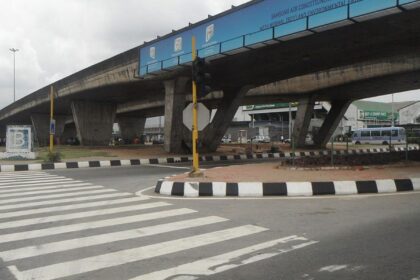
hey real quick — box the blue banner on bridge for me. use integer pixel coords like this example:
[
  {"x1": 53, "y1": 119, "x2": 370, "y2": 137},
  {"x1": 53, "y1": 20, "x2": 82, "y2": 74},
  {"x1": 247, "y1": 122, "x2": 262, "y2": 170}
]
[{"x1": 139, "y1": 0, "x2": 418, "y2": 76}]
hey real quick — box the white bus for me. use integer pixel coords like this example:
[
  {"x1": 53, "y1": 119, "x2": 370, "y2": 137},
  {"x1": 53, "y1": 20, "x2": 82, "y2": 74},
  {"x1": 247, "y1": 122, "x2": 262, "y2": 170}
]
[{"x1": 352, "y1": 127, "x2": 406, "y2": 145}]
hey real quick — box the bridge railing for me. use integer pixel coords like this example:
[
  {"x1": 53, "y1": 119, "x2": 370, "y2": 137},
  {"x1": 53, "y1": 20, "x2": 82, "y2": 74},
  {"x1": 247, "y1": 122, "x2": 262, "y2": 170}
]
[{"x1": 139, "y1": 0, "x2": 419, "y2": 77}]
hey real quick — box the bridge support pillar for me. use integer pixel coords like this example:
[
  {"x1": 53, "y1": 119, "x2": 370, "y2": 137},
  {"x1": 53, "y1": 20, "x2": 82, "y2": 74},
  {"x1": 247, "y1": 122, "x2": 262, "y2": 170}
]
[
  {"x1": 292, "y1": 96, "x2": 316, "y2": 148},
  {"x1": 31, "y1": 114, "x2": 66, "y2": 146},
  {"x1": 163, "y1": 77, "x2": 188, "y2": 153},
  {"x1": 62, "y1": 123, "x2": 78, "y2": 144},
  {"x1": 71, "y1": 101, "x2": 116, "y2": 146},
  {"x1": 314, "y1": 99, "x2": 352, "y2": 148},
  {"x1": 198, "y1": 86, "x2": 251, "y2": 153},
  {"x1": 117, "y1": 116, "x2": 146, "y2": 143}
]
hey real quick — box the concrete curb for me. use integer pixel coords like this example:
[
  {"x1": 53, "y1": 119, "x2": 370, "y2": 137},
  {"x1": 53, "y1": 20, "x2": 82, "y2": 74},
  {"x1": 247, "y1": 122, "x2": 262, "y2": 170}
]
[
  {"x1": 0, "y1": 146, "x2": 418, "y2": 172},
  {"x1": 154, "y1": 178, "x2": 420, "y2": 197}
]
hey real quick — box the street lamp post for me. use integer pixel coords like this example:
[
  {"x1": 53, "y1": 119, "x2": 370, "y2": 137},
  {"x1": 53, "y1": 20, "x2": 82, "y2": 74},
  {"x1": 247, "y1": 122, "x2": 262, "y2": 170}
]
[{"x1": 10, "y1": 48, "x2": 19, "y2": 102}]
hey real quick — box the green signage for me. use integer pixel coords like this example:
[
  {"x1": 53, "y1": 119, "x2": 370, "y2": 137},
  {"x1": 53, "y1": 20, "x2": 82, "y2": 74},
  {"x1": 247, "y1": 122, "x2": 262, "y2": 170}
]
[
  {"x1": 244, "y1": 103, "x2": 293, "y2": 111},
  {"x1": 360, "y1": 111, "x2": 399, "y2": 121}
]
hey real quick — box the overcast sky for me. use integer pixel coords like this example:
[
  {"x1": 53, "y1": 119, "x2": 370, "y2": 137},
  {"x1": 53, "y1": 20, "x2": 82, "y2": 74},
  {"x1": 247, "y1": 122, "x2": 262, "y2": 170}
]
[{"x1": 0, "y1": 0, "x2": 418, "y2": 110}]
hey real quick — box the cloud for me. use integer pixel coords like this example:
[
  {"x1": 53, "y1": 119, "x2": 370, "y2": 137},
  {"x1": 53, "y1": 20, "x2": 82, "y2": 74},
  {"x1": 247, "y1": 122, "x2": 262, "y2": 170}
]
[{"x1": 0, "y1": 0, "x2": 248, "y2": 109}]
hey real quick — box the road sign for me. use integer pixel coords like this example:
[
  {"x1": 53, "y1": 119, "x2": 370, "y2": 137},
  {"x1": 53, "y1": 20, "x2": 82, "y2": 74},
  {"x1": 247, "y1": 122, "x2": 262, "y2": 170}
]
[
  {"x1": 183, "y1": 102, "x2": 210, "y2": 131},
  {"x1": 50, "y1": 119, "x2": 56, "y2": 135}
]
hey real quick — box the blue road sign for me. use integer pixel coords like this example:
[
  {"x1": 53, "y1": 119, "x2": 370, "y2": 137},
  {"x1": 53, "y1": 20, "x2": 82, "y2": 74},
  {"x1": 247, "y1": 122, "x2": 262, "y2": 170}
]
[{"x1": 50, "y1": 119, "x2": 56, "y2": 135}]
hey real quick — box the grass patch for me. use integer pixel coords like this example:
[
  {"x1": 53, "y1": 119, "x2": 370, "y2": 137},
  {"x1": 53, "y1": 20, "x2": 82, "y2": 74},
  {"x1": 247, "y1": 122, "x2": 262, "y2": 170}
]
[{"x1": 37, "y1": 146, "x2": 114, "y2": 161}]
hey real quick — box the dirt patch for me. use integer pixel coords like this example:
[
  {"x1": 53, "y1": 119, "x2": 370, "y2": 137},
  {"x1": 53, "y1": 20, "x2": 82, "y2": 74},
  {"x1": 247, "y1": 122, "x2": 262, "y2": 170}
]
[{"x1": 170, "y1": 161, "x2": 420, "y2": 183}]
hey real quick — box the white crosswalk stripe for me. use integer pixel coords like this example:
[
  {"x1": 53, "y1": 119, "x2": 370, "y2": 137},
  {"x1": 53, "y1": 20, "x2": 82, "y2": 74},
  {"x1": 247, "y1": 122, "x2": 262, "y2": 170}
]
[
  {"x1": 0, "y1": 187, "x2": 116, "y2": 205},
  {"x1": 0, "y1": 216, "x2": 228, "y2": 261},
  {"x1": 0, "y1": 177, "x2": 73, "y2": 187},
  {"x1": 0, "y1": 196, "x2": 148, "y2": 219},
  {"x1": 0, "y1": 171, "x2": 318, "y2": 280},
  {"x1": 0, "y1": 182, "x2": 91, "y2": 194},
  {"x1": 0, "y1": 184, "x2": 102, "y2": 199}
]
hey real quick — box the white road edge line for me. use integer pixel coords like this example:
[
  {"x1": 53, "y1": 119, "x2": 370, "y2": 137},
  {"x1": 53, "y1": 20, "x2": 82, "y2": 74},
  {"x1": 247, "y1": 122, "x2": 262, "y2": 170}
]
[{"x1": 146, "y1": 164, "x2": 191, "y2": 170}]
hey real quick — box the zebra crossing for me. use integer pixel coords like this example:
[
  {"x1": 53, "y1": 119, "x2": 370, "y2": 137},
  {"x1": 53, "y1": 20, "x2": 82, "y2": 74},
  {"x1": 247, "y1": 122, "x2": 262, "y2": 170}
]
[{"x1": 0, "y1": 171, "x2": 318, "y2": 280}]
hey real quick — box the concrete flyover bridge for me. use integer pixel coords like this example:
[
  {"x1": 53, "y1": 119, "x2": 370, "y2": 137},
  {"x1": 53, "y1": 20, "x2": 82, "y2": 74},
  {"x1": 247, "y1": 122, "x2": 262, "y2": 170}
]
[{"x1": 1, "y1": 0, "x2": 420, "y2": 152}]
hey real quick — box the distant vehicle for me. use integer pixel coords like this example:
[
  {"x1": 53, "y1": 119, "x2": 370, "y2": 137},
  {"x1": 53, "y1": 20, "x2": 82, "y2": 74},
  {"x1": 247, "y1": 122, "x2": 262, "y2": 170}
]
[
  {"x1": 250, "y1": 135, "x2": 270, "y2": 143},
  {"x1": 221, "y1": 136, "x2": 232, "y2": 144},
  {"x1": 282, "y1": 134, "x2": 311, "y2": 144},
  {"x1": 352, "y1": 127, "x2": 406, "y2": 145}
]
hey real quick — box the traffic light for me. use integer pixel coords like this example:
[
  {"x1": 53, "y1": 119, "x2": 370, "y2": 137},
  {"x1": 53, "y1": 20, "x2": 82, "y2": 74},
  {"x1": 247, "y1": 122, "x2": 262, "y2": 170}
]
[{"x1": 192, "y1": 57, "x2": 212, "y2": 98}]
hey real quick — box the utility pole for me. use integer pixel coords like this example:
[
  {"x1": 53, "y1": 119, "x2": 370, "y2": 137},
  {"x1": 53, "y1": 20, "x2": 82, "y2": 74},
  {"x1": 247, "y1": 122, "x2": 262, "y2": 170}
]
[
  {"x1": 391, "y1": 93, "x2": 395, "y2": 127},
  {"x1": 49, "y1": 86, "x2": 55, "y2": 153},
  {"x1": 10, "y1": 48, "x2": 19, "y2": 102},
  {"x1": 190, "y1": 36, "x2": 201, "y2": 177},
  {"x1": 288, "y1": 103, "x2": 292, "y2": 139}
]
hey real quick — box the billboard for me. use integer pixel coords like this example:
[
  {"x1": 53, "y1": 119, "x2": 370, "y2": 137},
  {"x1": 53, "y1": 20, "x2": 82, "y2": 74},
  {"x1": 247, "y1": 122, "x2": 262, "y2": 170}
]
[
  {"x1": 139, "y1": 0, "x2": 418, "y2": 76},
  {"x1": 1, "y1": 125, "x2": 36, "y2": 159}
]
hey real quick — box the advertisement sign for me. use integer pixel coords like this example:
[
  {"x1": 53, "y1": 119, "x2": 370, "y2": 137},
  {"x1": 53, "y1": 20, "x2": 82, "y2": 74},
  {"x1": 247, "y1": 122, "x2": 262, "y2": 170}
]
[
  {"x1": 139, "y1": 0, "x2": 410, "y2": 75},
  {"x1": 1, "y1": 125, "x2": 36, "y2": 159},
  {"x1": 6, "y1": 126, "x2": 33, "y2": 153}
]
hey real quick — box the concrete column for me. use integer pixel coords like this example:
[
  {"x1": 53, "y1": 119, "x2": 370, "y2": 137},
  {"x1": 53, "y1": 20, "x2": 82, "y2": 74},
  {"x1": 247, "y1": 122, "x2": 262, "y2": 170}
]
[
  {"x1": 163, "y1": 77, "x2": 189, "y2": 153},
  {"x1": 117, "y1": 116, "x2": 146, "y2": 142},
  {"x1": 314, "y1": 99, "x2": 352, "y2": 148},
  {"x1": 198, "y1": 86, "x2": 252, "y2": 152},
  {"x1": 292, "y1": 96, "x2": 316, "y2": 148},
  {"x1": 71, "y1": 101, "x2": 116, "y2": 146},
  {"x1": 31, "y1": 114, "x2": 67, "y2": 146}
]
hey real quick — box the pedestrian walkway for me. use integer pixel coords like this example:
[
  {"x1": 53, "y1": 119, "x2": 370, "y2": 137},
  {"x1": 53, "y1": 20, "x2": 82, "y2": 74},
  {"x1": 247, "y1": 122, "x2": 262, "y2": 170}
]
[{"x1": 0, "y1": 171, "x2": 317, "y2": 280}]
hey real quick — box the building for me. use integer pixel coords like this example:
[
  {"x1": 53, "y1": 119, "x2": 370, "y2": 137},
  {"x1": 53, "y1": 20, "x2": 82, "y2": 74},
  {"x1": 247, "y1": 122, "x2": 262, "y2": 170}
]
[
  {"x1": 399, "y1": 101, "x2": 420, "y2": 125},
  {"x1": 133, "y1": 100, "x2": 420, "y2": 144},
  {"x1": 229, "y1": 100, "x2": 418, "y2": 142}
]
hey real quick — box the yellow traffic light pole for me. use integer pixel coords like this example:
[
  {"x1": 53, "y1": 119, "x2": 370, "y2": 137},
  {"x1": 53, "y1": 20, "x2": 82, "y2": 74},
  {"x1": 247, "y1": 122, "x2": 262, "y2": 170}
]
[
  {"x1": 190, "y1": 36, "x2": 201, "y2": 177},
  {"x1": 49, "y1": 86, "x2": 54, "y2": 153}
]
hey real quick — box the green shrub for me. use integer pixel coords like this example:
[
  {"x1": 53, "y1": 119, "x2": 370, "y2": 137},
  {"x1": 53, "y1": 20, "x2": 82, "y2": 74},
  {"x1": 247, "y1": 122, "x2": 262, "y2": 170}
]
[{"x1": 45, "y1": 151, "x2": 62, "y2": 163}]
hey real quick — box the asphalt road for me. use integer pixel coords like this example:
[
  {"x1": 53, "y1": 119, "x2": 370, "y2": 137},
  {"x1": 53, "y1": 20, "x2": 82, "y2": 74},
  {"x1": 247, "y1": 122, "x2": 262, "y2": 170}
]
[{"x1": 0, "y1": 164, "x2": 418, "y2": 280}]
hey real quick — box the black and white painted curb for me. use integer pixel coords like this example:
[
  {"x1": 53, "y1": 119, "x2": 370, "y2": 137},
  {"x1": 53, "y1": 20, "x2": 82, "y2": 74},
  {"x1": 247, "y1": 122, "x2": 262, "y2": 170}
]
[
  {"x1": 155, "y1": 178, "x2": 420, "y2": 197},
  {"x1": 0, "y1": 145, "x2": 418, "y2": 172}
]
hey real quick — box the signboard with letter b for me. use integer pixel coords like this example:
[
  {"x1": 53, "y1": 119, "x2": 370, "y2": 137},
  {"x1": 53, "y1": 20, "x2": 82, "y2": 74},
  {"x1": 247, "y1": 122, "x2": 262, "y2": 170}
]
[{"x1": 2, "y1": 125, "x2": 36, "y2": 159}]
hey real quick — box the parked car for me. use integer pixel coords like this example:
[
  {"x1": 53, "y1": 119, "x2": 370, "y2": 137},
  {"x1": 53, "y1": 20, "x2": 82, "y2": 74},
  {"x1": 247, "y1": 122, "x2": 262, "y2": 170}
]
[
  {"x1": 221, "y1": 136, "x2": 232, "y2": 144},
  {"x1": 250, "y1": 135, "x2": 271, "y2": 143}
]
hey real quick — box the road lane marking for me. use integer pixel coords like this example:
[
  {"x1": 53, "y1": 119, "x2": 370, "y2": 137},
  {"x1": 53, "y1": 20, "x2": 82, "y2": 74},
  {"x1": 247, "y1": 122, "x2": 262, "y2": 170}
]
[
  {"x1": 0, "y1": 216, "x2": 227, "y2": 261},
  {"x1": 0, "y1": 196, "x2": 148, "y2": 219},
  {"x1": 8, "y1": 225, "x2": 267, "y2": 280},
  {"x1": 0, "y1": 202, "x2": 170, "y2": 229},
  {"x1": 0, "y1": 179, "x2": 76, "y2": 189},
  {"x1": 0, "y1": 187, "x2": 115, "y2": 205},
  {"x1": 0, "y1": 177, "x2": 70, "y2": 185},
  {"x1": 0, "y1": 191, "x2": 131, "y2": 211},
  {"x1": 0, "y1": 173, "x2": 59, "y2": 179},
  {"x1": 129, "y1": 236, "x2": 318, "y2": 280},
  {"x1": 0, "y1": 185, "x2": 98, "y2": 198},
  {"x1": 0, "y1": 182, "x2": 91, "y2": 194},
  {"x1": 147, "y1": 164, "x2": 191, "y2": 170},
  {"x1": 0, "y1": 208, "x2": 195, "y2": 244}
]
